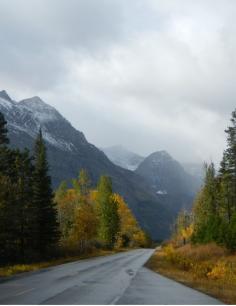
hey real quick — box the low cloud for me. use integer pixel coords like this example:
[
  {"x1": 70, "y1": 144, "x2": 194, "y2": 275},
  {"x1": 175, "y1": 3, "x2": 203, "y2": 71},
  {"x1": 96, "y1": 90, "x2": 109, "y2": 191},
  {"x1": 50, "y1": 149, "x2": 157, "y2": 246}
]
[{"x1": 1, "y1": 0, "x2": 235, "y2": 164}]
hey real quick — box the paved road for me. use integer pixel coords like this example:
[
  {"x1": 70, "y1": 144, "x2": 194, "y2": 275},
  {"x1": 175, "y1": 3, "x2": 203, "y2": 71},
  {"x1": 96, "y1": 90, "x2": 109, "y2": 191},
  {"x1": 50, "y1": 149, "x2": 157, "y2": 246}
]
[{"x1": 0, "y1": 249, "x2": 222, "y2": 305}]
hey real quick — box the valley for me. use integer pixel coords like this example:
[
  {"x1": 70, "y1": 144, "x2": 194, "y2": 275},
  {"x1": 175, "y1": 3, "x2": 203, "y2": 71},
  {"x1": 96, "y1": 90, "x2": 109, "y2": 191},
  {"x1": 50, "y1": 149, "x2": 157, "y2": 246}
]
[{"x1": 0, "y1": 90, "x2": 201, "y2": 241}]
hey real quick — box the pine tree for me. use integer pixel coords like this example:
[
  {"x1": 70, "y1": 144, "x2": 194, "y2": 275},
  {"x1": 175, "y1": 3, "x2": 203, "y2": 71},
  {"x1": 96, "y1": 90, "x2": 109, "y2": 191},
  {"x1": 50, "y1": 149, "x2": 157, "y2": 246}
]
[
  {"x1": 0, "y1": 175, "x2": 18, "y2": 262},
  {"x1": 223, "y1": 109, "x2": 236, "y2": 215},
  {"x1": 219, "y1": 152, "x2": 232, "y2": 222},
  {"x1": 0, "y1": 112, "x2": 9, "y2": 146},
  {"x1": 0, "y1": 114, "x2": 19, "y2": 262},
  {"x1": 0, "y1": 115, "x2": 35, "y2": 262},
  {"x1": 192, "y1": 163, "x2": 220, "y2": 243},
  {"x1": 13, "y1": 150, "x2": 35, "y2": 261},
  {"x1": 32, "y1": 129, "x2": 59, "y2": 256},
  {"x1": 0, "y1": 112, "x2": 12, "y2": 176},
  {"x1": 190, "y1": 108, "x2": 236, "y2": 250},
  {"x1": 97, "y1": 176, "x2": 120, "y2": 248}
]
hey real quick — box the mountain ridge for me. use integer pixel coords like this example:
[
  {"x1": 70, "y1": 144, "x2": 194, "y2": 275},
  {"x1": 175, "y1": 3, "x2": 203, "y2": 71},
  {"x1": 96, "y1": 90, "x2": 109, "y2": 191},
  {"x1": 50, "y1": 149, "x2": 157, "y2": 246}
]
[{"x1": 0, "y1": 90, "x2": 175, "y2": 240}]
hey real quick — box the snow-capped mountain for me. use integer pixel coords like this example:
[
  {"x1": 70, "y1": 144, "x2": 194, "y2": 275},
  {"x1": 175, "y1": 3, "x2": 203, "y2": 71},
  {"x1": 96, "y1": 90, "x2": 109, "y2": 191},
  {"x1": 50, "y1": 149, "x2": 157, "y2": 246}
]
[
  {"x1": 102, "y1": 145, "x2": 144, "y2": 170},
  {"x1": 0, "y1": 91, "x2": 86, "y2": 152},
  {"x1": 0, "y1": 90, "x2": 175, "y2": 240}
]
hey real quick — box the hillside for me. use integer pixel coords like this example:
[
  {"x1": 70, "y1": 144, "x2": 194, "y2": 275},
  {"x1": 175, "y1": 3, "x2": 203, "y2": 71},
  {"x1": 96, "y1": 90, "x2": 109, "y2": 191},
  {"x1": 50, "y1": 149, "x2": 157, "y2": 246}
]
[
  {"x1": 0, "y1": 90, "x2": 173, "y2": 240},
  {"x1": 135, "y1": 151, "x2": 201, "y2": 213}
]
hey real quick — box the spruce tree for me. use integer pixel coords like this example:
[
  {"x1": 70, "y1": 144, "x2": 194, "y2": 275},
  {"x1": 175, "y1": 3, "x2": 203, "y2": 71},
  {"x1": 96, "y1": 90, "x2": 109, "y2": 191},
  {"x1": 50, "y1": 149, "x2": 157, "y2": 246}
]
[
  {"x1": 192, "y1": 163, "x2": 220, "y2": 243},
  {"x1": 224, "y1": 109, "x2": 236, "y2": 214},
  {"x1": 0, "y1": 115, "x2": 35, "y2": 262},
  {"x1": 219, "y1": 152, "x2": 232, "y2": 222},
  {"x1": 0, "y1": 112, "x2": 12, "y2": 176},
  {"x1": 32, "y1": 129, "x2": 59, "y2": 256},
  {"x1": 97, "y1": 176, "x2": 119, "y2": 248},
  {"x1": 0, "y1": 176, "x2": 18, "y2": 262},
  {"x1": 0, "y1": 112, "x2": 9, "y2": 146},
  {"x1": 0, "y1": 113, "x2": 17, "y2": 262},
  {"x1": 14, "y1": 150, "x2": 35, "y2": 261}
]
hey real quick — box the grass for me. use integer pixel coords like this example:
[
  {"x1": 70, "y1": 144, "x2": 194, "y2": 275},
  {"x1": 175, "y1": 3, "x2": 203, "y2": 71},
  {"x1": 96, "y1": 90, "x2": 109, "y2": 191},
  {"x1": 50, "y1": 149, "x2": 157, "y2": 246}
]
[
  {"x1": 0, "y1": 248, "x2": 124, "y2": 278},
  {"x1": 146, "y1": 243, "x2": 236, "y2": 304}
]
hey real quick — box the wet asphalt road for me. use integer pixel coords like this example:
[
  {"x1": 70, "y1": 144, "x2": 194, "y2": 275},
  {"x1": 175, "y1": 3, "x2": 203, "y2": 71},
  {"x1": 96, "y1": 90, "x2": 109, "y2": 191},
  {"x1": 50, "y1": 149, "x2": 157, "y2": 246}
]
[{"x1": 0, "y1": 249, "x2": 222, "y2": 305}]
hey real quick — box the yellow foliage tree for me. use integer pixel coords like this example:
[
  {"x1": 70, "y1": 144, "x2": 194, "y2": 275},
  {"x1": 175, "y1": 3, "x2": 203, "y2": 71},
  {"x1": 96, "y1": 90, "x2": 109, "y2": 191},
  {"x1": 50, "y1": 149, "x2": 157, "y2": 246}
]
[
  {"x1": 69, "y1": 202, "x2": 98, "y2": 252},
  {"x1": 112, "y1": 194, "x2": 151, "y2": 248}
]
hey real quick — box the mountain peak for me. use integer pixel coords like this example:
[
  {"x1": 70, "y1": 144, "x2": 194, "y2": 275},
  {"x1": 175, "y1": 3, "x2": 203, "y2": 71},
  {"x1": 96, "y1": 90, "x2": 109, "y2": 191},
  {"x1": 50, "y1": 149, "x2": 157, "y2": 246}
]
[
  {"x1": 0, "y1": 90, "x2": 12, "y2": 102},
  {"x1": 19, "y1": 96, "x2": 60, "y2": 122},
  {"x1": 20, "y1": 96, "x2": 52, "y2": 108},
  {"x1": 148, "y1": 150, "x2": 173, "y2": 161}
]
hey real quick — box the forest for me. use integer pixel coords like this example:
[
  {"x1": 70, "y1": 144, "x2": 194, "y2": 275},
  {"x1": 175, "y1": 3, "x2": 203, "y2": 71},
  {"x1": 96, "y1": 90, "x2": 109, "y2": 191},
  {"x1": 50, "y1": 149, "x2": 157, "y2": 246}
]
[
  {"x1": 0, "y1": 112, "x2": 150, "y2": 266},
  {"x1": 174, "y1": 109, "x2": 236, "y2": 250},
  {"x1": 147, "y1": 108, "x2": 236, "y2": 304}
]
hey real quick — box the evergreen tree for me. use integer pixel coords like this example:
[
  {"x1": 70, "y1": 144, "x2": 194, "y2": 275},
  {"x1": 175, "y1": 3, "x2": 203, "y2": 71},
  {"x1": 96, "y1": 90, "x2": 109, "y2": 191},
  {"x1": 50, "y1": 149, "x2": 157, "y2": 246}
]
[
  {"x1": 0, "y1": 114, "x2": 35, "y2": 262},
  {"x1": 226, "y1": 212, "x2": 236, "y2": 251},
  {"x1": 32, "y1": 129, "x2": 59, "y2": 255},
  {"x1": 0, "y1": 175, "x2": 18, "y2": 262},
  {"x1": 13, "y1": 150, "x2": 35, "y2": 261},
  {"x1": 192, "y1": 163, "x2": 220, "y2": 243},
  {"x1": 0, "y1": 112, "x2": 9, "y2": 146},
  {"x1": 97, "y1": 176, "x2": 120, "y2": 248},
  {"x1": 186, "y1": 108, "x2": 236, "y2": 251},
  {"x1": 0, "y1": 112, "x2": 13, "y2": 176},
  {"x1": 218, "y1": 152, "x2": 232, "y2": 222},
  {"x1": 222, "y1": 109, "x2": 236, "y2": 216}
]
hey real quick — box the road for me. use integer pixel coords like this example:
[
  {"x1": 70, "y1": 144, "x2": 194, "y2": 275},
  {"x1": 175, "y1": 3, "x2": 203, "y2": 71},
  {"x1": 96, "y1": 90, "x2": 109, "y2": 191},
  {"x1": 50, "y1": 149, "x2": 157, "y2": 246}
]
[{"x1": 0, "y1": 249, "x2": 222, "y2": 305}]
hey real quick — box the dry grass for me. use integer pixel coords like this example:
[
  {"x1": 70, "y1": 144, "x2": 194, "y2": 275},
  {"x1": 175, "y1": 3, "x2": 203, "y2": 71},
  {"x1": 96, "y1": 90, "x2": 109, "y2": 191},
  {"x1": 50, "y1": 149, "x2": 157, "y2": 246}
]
[
  {"x1": 146, "y1": 243, "x2": 236, "y2": 305},
  {"x1": 0, "y1": 248, "x2": 123, "y2": 278}
]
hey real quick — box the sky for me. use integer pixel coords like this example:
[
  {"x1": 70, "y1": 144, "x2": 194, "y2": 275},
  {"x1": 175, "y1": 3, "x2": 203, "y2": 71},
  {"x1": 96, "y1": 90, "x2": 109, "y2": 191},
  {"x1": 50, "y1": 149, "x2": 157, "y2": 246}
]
[{"x1": 0, "y1": 0, "x2": 236, "y2": 164}]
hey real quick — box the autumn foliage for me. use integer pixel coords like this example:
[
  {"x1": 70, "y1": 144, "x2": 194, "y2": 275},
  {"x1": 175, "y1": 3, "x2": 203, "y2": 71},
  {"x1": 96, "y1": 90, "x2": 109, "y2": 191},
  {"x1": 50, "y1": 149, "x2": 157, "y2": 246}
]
[{"x1": 56, "y1": 170, "x2": 151, "y2": 253}]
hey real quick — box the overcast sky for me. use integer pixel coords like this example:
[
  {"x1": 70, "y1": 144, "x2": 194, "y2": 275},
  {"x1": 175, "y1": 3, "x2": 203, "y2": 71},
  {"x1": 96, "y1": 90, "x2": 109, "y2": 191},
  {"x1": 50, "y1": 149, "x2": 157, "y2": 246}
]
[{"x1": 1, "y1": 0, "x2": 236, "y2": 164}]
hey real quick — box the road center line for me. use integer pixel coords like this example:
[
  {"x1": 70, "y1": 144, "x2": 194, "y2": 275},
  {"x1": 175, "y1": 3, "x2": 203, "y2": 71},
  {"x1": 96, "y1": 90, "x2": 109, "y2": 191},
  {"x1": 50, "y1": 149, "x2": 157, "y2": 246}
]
[{"x1": 14, "y1": 287, "x2": 35, "y2": 297}]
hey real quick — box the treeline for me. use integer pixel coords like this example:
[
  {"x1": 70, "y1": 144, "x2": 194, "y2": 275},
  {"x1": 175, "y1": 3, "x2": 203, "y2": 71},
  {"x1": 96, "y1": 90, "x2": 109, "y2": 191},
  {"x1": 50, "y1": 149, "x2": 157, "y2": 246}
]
[
  {"x1": 55, "y1": 170, "x2": 151, "y2": 254},
  {"x1": 0, "y1": 113, "x2": 59, "y2": 263},
  {"x1": 173, "y1": 109, "x2": 236, "y2": 251},
  {"x1": 0, "y1": 112, "x2": 150, "y2": 265}
]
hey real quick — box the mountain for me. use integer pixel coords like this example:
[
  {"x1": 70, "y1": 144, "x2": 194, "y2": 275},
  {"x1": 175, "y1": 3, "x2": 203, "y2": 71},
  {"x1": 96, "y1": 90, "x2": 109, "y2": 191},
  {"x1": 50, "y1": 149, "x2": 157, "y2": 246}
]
[
  {"x1": 0, "y1": 90, "x2": 174, "y2": 240},
  {"x1": 102, "y1": 145, "x2": 144, "y2": 171},
  {"x1": 135, "y1": 151, "x2": 201, "y2": 214}
]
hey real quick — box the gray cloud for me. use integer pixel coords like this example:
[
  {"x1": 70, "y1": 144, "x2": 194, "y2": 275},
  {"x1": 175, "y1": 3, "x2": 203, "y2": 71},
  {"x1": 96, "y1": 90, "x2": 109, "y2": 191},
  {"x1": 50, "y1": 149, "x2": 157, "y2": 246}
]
[
  {"x1": 0, "y1": 0, "x2": 124, "y2": 90},
  {"x1": 0, "y1": 0, "x2": 236, "y2": 165}
]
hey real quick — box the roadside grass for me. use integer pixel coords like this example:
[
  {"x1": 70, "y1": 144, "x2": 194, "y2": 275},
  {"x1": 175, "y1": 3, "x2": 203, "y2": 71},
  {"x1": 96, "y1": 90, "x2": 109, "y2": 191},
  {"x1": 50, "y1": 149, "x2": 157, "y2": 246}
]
[
  {"x1": 0, "y1": 248, "x2": 127, "y2": 278},
  {"x1": 146, "y1": 243, "x2": 236, "y2": 305}
]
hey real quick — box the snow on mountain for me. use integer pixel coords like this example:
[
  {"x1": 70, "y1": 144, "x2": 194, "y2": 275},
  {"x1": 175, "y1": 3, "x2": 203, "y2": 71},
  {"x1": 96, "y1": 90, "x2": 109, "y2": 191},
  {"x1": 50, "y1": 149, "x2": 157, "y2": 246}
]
[
  {"x1": 102, "y1": 145, "x2": 144, "y2": 170},
  {"x1": 156, "y1": 190, "x2": 168, "y2": 195},
  {"x1": 0, "y1": 92, "x2": 79, "y2": 151},
  {"x1": 0, "y1": 90, "x2": 12, "y2": 102},
  {"x1": 19, "y1": 96, "x2": 60, "y2": 123},
  {"x1": 0, "y1": 90, "x2": 176, "y2": 240}
]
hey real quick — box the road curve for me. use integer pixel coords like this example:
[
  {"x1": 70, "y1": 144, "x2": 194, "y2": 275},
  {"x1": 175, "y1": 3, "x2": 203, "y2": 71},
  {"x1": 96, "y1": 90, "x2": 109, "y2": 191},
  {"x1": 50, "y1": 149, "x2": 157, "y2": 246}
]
[{"x1": 0, "y1": 249, "x2": 222, "y2": 305}]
